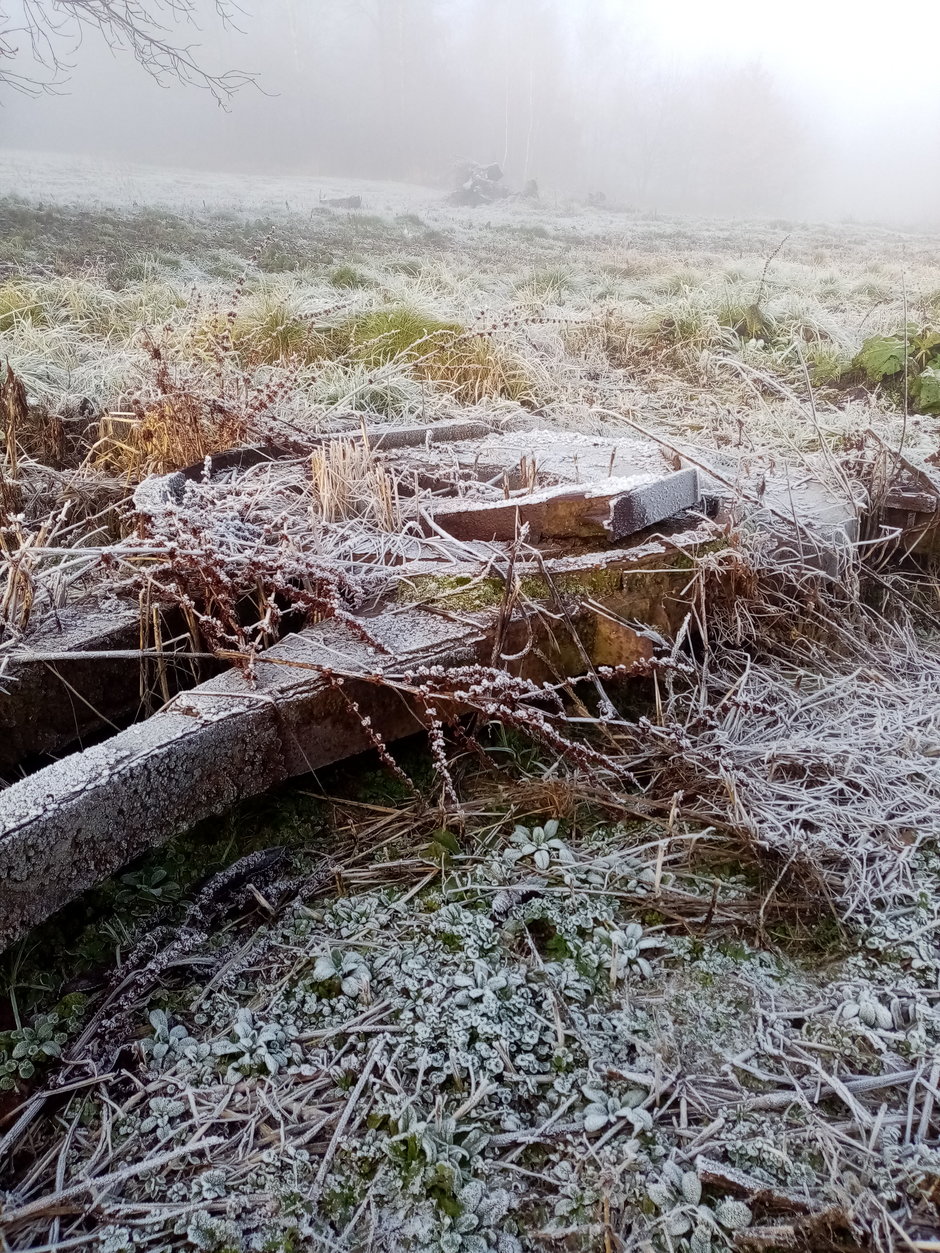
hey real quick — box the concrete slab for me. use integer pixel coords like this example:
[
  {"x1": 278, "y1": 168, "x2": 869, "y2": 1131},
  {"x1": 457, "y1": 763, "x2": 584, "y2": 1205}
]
[
  {"x1": 0, "y1": 607, "x2": 486, "y2": 949},
  {"x1": 0, "y1": 607, "x2": 151, "y2": 780}
]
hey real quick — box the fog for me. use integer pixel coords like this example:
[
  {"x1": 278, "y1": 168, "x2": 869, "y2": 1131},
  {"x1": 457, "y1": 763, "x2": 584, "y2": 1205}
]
[{"x1": 2, "y1": 0, "x2": 939, "y2": 225}]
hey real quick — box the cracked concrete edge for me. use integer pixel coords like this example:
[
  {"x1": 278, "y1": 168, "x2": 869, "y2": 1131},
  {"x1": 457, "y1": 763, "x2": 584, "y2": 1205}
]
[
  {"x1": 0, "y1": 607, "x2": 142, "y2": 777},
  {"x1": 426, "y1": 470, "x2": 701, "y2": 543},
  {"x1": 132, "y1": 418, "x2": 495, "y2": 514},
  {"x1": 0, "y1": 608, "x2": 486, "y2": 950}
]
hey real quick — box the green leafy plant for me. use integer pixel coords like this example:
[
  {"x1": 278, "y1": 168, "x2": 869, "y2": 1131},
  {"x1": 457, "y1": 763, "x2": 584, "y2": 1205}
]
[
  {"x1": 852, "y1": 324, "x2": 940, "y2": 412},
  {"x1": 854, "y1": 335, "x2": 907, "y2": 382},
  {"x1": 503, "y1": 819, "x2": 573, "y2": 871},
  {"x1": 912, "y1": 366, "x2": 940, "y2": 414},
  {"x1": 0, "y1": 1013, "x2": 67, "y2": 1088}
]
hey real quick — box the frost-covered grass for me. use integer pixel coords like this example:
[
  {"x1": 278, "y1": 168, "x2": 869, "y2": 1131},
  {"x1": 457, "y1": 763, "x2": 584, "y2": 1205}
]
[{"x1": 3, "y1": 150, "x2": 940, "y2": 483}]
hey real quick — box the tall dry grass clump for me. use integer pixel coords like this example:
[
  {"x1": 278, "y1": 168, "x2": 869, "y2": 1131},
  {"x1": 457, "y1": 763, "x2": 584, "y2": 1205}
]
[
  {"x1": 309, "y1": 437, "x2": 402, "y2": 530},
  {"x1": 92, "y1": 331, "x2": 254, "y2": 480},
  {"x1": 334, "y1": 307, "x2": 539, "y2": 405}
]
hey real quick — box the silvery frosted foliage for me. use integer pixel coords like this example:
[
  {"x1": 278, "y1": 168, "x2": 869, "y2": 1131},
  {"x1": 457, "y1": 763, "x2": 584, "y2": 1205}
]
[
  {"x1": 140, "y1": 1095, "x2": 187, "y2": 1137},
  {"x1": 388, "y1": 1103, "x2": 490, "y2": 1169},
  {"x1": 312, "y1": 946, "x2": 372, "y2": 998},
  {"x1": 503, "y1": 819, "x2": 573, "y2": 871},
  {"x1": 570, "y1": 851, "x2": 667, "y2": 894},
  {"x1": 591, "y1": 922, "x2": 658, "y2": 982},
  {"x1": 646, "y1": 1163, "x2": 753, "y2": 1243},
  {"x1": 581, "y1": 1083, "x2": 650, "y2": 1133},
  {"x1": 210, "y1": 1007, "x2": 299, "y2": 1083},
  {"x1": 714, "y1": 1200, "x2": 753, "y2": 1231},
  {"x1": 16, "y1": 802, "x2": 940, "y2": 1253},
  {"x1": 837, "y1": 991, "x2": 893, "y2": 1031},
  {"x1": 143, "y1": 1008, "x2": 211, "y2": 1069},
  {"x1": 185, "y1": 1213, "x2": 243, "y2": 1252},
  {"x1": 437, "y1": 1180, "x2": 522, "y2": 1253},
  {"x1": 97, "y1": 1228, "x2": 134, "y2": 1253}
]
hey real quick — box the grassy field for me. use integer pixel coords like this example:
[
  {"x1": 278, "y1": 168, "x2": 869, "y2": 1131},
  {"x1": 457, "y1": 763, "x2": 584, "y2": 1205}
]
[
  {"x1": 2, "y1": 155, "x2": 940, "y2": 1253},
  {"x1": 2, "y1": 149, "x2": 939, "y2": 474}
]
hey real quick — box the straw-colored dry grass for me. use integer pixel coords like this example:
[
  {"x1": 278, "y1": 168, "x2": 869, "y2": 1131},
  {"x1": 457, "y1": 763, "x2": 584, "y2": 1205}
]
[
  {"x1": 92, "y1": 399, "x2": 248, "y2": 480},
  {"x1": 309, "y1": 437, "x2": 402, "y2": 530}
]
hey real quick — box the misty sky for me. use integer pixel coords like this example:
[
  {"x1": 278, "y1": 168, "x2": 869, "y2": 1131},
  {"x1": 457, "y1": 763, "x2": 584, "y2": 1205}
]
[{"x1": 1, "y1": 0, "x2": 937, "y2": 223}]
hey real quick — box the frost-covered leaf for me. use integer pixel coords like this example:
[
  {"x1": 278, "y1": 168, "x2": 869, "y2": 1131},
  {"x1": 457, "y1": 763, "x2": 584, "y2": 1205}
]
[
  {"x1": 627, "y1": 1106, "x2": 653, "y2": 1132},
  {"x1": 583, "y1": 1106, "x2": 610, "y2": 1133},
  {"x1": 312, "y1": 953, "x2": 339, "y2": 982},
  {"x1": 459, "y1": 1179, "x2": 486, "y2": 1211},
  {"x1": 496, "y1": 1237, "x2": 523, "y2": 1253},
  {"x1": 690, "y1": 1223, "x2": 713, "y2": 1253},
  {"x1": 148, "y1": 1009, "x2": 169, "y2": 1034},
  {"x1": 715, "y1": 1199, "x2": 753, "y2": 1230},
  {"x1": 647, "y1": 1182, "x2": 674, "y2": 1208},
  {"x1": 667, "y1": 1212, "x2": 692, "y2": 1236},
  {"x1": 912, "y1": 366, "x2": 940, "y2": 413},
  {"x1": 682, "y1": 1171, "x2": 702, "y2": 1205}
]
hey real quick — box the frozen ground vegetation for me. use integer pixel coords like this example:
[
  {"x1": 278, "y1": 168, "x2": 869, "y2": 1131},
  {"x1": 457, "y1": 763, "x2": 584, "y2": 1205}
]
[
  {"x1": 2, "y1": 155, "x2": 940, "y2": 1250},
  {"x1": 2, "y1": 570, "x2": 940, "y2": 1250}
]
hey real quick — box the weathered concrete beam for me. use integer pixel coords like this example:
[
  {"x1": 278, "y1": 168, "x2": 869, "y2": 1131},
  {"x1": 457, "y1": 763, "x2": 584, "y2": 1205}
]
[
  {"x1": 1, "y1": 608, "x2": 148, "y2": 780},
  {"x1": 133, "y1": 418, "x2": 495, "y2": 513},
  {"x1": 0, "y1": 608, "x2": 487, "y2": 949},
  {"x1": 0, "y1": 606, "x2": 217, "y2": 782},
  {"x1": 426, "y1": 470, "x2": 700, "y2": 543},
  {"x1": 0, "y1": 515, "x2": 719, "y2": 949}
]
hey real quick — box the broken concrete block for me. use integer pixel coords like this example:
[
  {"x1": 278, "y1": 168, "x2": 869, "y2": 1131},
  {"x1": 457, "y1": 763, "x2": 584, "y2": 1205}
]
[
  {"x1": 0, "y1": 607, "x2": 146, "y2": 779},
  {"x1": 426, "y1": 470, "x2": 700, "y2": 543},
  {"x1": 133, "y1": 418, "x2": 495, "y2": 515},
  {"x1": 587, "y1": 611, "x2": 655, "y2": 668},
  {"x1": 606, "y1": 469, "x2": 700, "y2": 537},
  {"x1": 0, "y1": 608, "x2": 486, "y2": 950}
]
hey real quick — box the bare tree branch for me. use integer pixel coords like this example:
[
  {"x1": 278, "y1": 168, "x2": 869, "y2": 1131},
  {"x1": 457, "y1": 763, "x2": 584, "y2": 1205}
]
[{"x1": 0, "y1": 0, "x2": 256, "y2": 105}]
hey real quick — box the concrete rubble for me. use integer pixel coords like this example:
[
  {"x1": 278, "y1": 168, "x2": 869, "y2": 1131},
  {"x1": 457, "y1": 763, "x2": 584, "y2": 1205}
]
[{"x1": 4, "y1": 416, "x2": 915, "y2": 949}]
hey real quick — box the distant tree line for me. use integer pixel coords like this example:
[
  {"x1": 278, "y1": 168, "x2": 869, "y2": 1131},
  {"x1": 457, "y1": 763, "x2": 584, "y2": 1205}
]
[{"x1": 0, "y1": 0, "x2": 814, "y2": 217}]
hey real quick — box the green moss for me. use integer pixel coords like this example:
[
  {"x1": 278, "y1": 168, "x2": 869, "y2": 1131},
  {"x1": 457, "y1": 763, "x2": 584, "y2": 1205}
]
[
  {"x1": 521, "y1": 566, "x2": 624, "y2": 599},
  {"x1": 397, "y1": 573, "x2": 507, "y2": 610}
]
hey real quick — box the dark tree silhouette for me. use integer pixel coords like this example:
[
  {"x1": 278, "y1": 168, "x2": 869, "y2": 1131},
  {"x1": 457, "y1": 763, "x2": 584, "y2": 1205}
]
[{"x1": 0, "y1": 0, "x2": 255, "y2": 102}]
